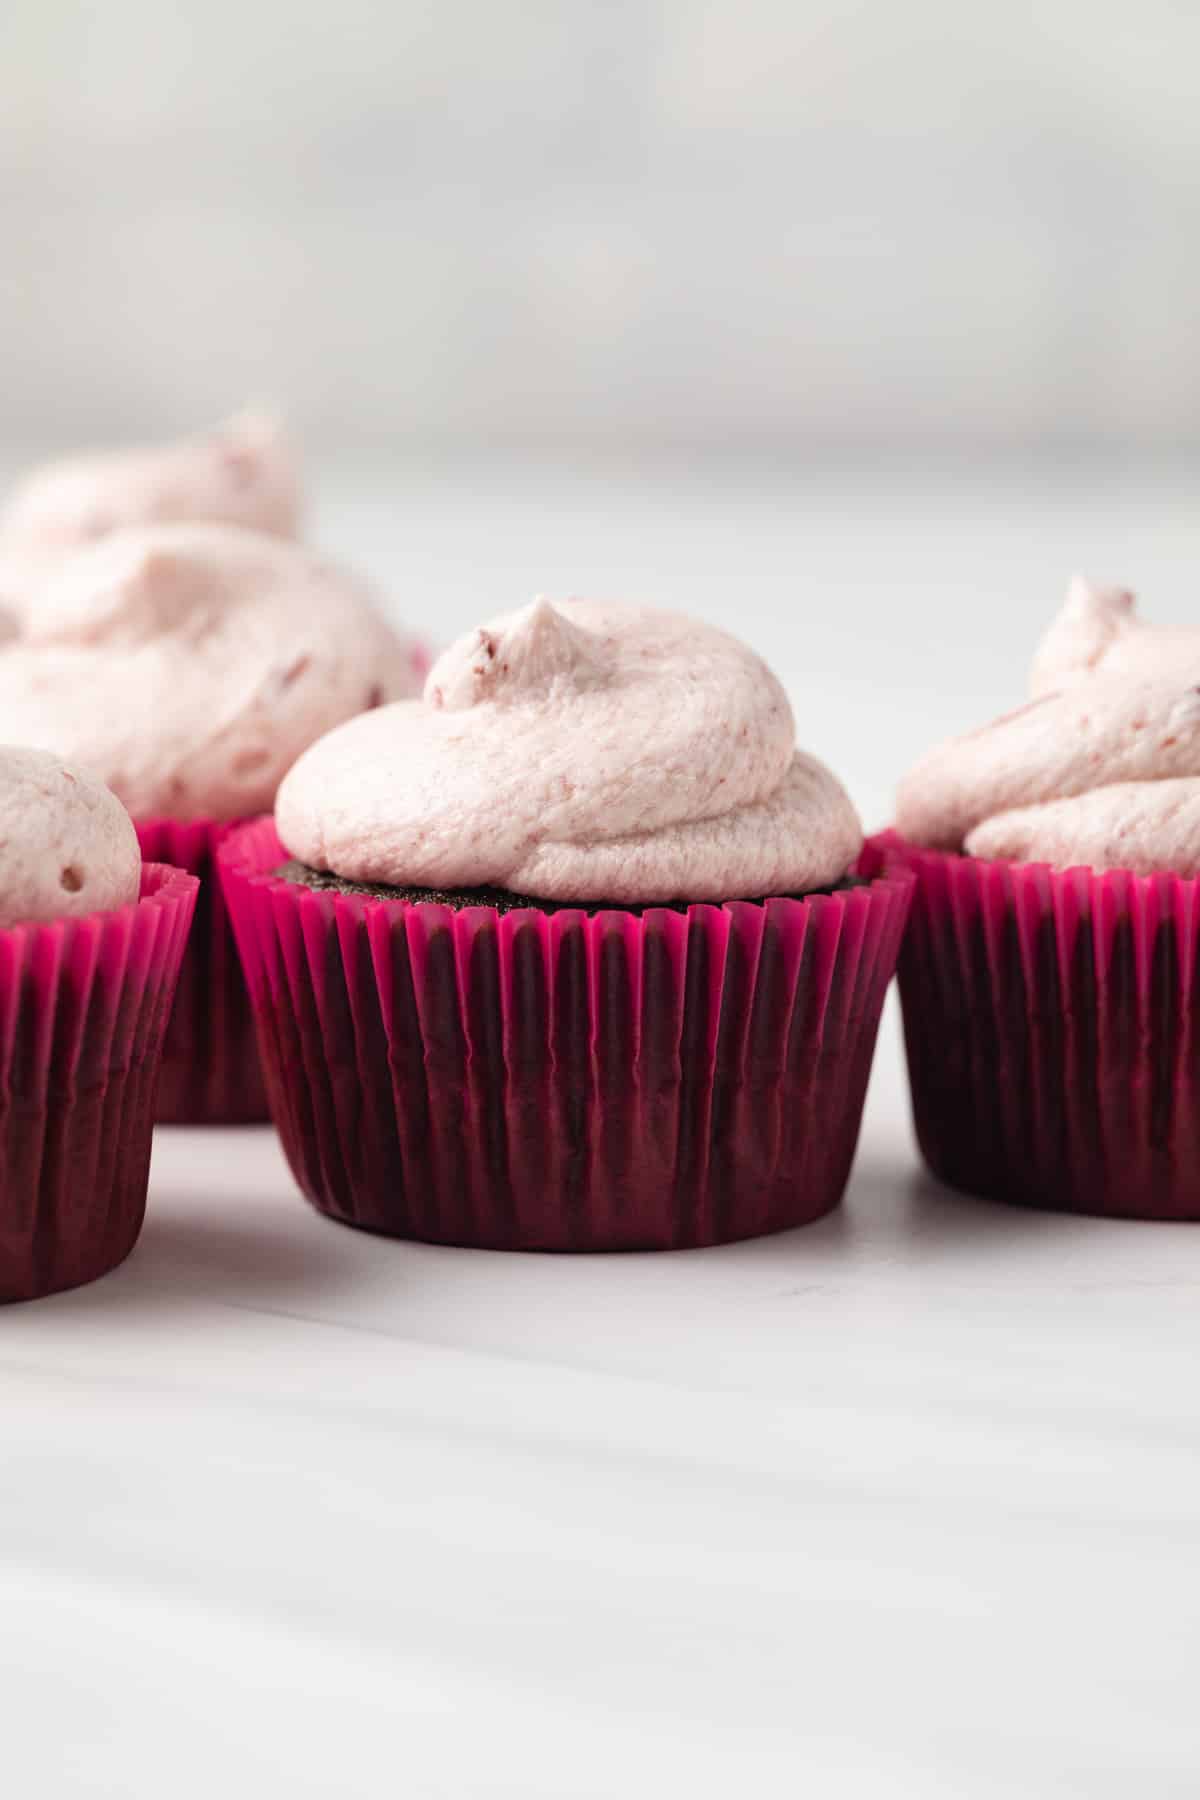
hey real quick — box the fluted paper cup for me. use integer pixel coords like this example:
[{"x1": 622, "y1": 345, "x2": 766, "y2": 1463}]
[
  {"x1": 135, "y1": 818, "x2": 268, "y2": 1123},
  {"x1": 0, "y1": 862, "x2": 198, "y2": 1300},
  {"x1": 220, "y1": 819, "x2": 911, "y2": 1251},
  {"x1": 883, "y1": 831, "x2": 1200, "y2": 1219}
]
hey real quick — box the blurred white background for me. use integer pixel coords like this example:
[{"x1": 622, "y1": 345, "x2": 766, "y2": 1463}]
[{"x1": 5, "y1": 0, "x2": 1200, "y2": 455}]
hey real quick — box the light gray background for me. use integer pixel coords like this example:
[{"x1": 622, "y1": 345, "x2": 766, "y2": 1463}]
[{"x1": 5, "y1": 0, "x2": 1199, "y2": 453}]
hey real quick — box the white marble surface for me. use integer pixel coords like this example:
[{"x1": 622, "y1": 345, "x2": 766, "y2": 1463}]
[{"x1": 7, "y1": 463, "x2": 1200, "y2": 1797}]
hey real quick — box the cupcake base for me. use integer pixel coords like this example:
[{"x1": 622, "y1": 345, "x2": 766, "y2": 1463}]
[
  {"x1": 221, "y1": 821, "x2": 912, "y2": 1252},
  {"x1": 135, "y1": 818, "x2": 269, "y2": 1124},
  {"x1": 0, "y1": 862, "x2": 198, "y2": 1301},
  {"x1": 274, "y1": 858, "x2": 867, "y2": 912},
  {"x1": 884, "y1": 833, "x2": 1200, "y2": 1221}
]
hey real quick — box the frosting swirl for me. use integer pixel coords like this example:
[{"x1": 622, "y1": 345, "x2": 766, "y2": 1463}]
[
  {"x1": 277, "y1": 597, "x2": 862, "y2": 902},
  {"x1": 897, "y1": 576, "x2": 1200, "y2": 873},
  {"x1": 0, "y1": 522, "x2": 425, "y2": 821},
  {"x1": 0, "y1": 746, "x2": 140, "y2": 929},
  {"x1": 0, "y1": 412, "x2": 299, "y2": 613}
]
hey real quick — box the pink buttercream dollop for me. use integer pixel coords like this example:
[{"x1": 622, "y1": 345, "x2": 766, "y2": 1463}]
[
  {"x1": 0, "y1": 412, "x2": 300, "y2": 616},
  {"x1": 897, "y1": 576, "x2": 1200, "y2": 874},
  {"x1": 0, "y1": 746, "x2": 140, "y2": 929},
  {"x1": 0, "y1": 522, "x2": 425, "y2": 821},
  {"x1": 276, "y1": 597, "x2": 863, "y2": 903}
]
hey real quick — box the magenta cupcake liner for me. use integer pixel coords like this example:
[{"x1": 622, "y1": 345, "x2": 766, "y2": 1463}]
[
  {"x1": 0, "y1": 862, "x2": 198, "y2": 1301},
  {"x1": 219, "y1": 820, "x2": 912, "y2": 1251},
  {"x1": 135, "y1": 818, "x2": 269, "y2": 1124},
  {"x1": 882, "y1": 832, "x2": 1200, "y2": 1220}
]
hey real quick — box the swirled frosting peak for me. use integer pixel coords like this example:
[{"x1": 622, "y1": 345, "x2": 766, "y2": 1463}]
[
  {"x1": 0, "y1": 746, "x2": 140, "y2": 930},
  {"x1": 0, "y1": 522, "x2": 425, "y2": 822},
  {"x1": 277, "y1": 597, "x2": 863, "y2": 903},
  {"x1": 429, "y1": 596, "x2": 611, "y2": 710},
  {"x1": 897, "y1": 577, "x2": 1200, "y2": 874}
]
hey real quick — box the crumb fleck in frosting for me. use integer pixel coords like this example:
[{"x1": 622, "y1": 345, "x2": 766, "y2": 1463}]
[{"x1": 0, "y1": 746, "x2": 139, "y2": 928}]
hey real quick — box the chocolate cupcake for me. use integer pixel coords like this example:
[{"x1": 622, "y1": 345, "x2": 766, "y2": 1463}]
[
  {"x1": 221, "y1": 597, "x2": 911, "y2": 1250},
  {"x1": 0, "y1": 521, "x2": 426, "y2": 1122},
  {"x1": 888, "y1": 576, "x2": 1200, "y2": 1219},
  {"x1": 0, "y1": 747, "x2": 197, "y2": 1299}
]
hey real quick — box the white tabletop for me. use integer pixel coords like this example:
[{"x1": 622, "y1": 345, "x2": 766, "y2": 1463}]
[{"x1": 6, "y1": 460, "x2": 1200, "y2": 1797}]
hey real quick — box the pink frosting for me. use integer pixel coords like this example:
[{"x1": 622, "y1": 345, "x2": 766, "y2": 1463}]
[
  {"x1": 0, "y1": 746, "x2": 140, "y2": 929},
  {"x1": 897, "y1": 576, "x2": 1200, "y2": 874},
  {"x1": 277, "y1": 597, "x2": 862, "y2": 902},
  {"x1": 0, "y1": 522, "x2": 425, "y2": 822},
  {"x1": 0, "y1": 412, "x2": 299, "y2": 615}
]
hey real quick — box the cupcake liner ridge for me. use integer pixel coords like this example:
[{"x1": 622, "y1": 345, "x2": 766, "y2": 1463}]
[
  {"x1": 220, "y1": 819, "x2": 912, "y2": 1251},
  {"x1": 0, "y1": 861, "x2": 198, "y2": 1300},
  {"x1": 880, "y1": 830, "x2": 1200, "y2": 1220},
  {"x1": 135, "y1": 816, "x2": 268, "y2": 1123}
]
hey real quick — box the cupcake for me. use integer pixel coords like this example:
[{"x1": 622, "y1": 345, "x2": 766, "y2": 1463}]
[
  {"x1": 220, "y1": 598, "x2": 911, "y2": 1250},
  {"x1": 0, "y1": 523, "x2": 426, "y2": 1122},
  {"x1": 0, "y1": 747, "x2": 197, "y2": 1299},
  {"x1": 890, "y1": 575, "x2": 1200, "y2": 1219},
  {"x1": 0, "y1": 411, "x2": 299, "y2": 611}
]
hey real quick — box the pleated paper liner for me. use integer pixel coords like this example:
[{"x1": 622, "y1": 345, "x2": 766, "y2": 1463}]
[
  {"x1": 219, "y1": 819, "x2": 912, "y2": 1251},
  {"x1": 882, "y1": 832, "x2": 1200, "y2": 1219},
  {"x1": 135, "y1": 818, "x2": 269, "y2": 1124},
  {"x1": 0, "y1": 862, "x2": 198, "y2": 1301}
]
